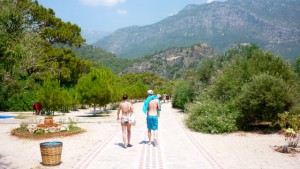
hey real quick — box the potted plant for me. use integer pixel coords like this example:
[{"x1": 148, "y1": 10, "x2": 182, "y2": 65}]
[{"x1": 44, "y1": 115, "x2": 54, "y2": 125}]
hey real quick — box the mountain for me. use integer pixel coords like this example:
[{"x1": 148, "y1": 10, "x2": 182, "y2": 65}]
[
  {"x1": 119, "y1": 43, "x2": 217, "y2": 80},
  {"x1": 81, "y1": 30, "x2": 110, "y2": 44},
  {"x1": 69, "y1": 43, "x2": 216, "y2": 80},
  {"x1": 94, "y1": 0, "x2": 300, "y2": 60}
]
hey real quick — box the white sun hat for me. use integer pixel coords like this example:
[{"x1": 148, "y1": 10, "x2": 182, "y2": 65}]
[{"x1": 147, "y1": 90, "x2": 154, "y2": 95}]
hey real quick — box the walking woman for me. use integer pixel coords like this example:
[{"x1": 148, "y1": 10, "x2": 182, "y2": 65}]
[{"x1": 117, "y1": 94, "x2": 134, "y2": 148}]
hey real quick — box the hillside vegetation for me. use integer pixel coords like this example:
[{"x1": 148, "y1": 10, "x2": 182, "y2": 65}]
[
  {"x1": 69, "y1": 44, "x2": 135, "y2": 74},
  {"x1": 172, "y1": 44, "x2": 300, "y2": 133},
  {"x1": 120, "y1": 44, "x2": 217, "y2": 80}
]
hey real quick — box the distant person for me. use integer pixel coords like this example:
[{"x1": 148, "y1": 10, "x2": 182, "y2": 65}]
[
  {"x1": 157, "y1": 94, "x2": 162, "y2": 101},
  {"x1": 117, "y1": 94, "x2": 133, "y2": 148},
  {"x1": 143, "y1": 90, "x2": 161, "y2": 146},
  {"x1": 163, "y1": 93, "x2": 167, "y2": 103},
  {"x1": 32, "y1": 102, "x2": 42, "y2": 115},
  {"x1": 166, "y1": 94, "x2": 169, "y2": 102}
]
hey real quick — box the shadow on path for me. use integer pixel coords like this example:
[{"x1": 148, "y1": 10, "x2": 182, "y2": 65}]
[
  {"x1": 0, "y1": 154, "x2": 17, "y2": 169},
  {"x1": 76, "y1": 114, "x2": 110, "y2": 117}
]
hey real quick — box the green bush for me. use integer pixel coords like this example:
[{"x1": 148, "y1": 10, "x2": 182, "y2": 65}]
[
  {"x1": 208, "y1": 46, "x2": 298, "y2": 103},
  {"x1": 185, "y1": 99, "x2": 239, "y2": 133},
  {"x1": 185, "y1": 45, "x2": 300, "y2": 133},
  {"x1": 6, "y1": 91, "x2": 37, "y2": 111},
  {"x1": 0, "y1": 76, "x2": 39, "y2": 111},
  {"x1": 276, "y1": 111, "x2": 300, "y2": 132},
  {"x1": 237, "y1": 73, "x2": 296, "y2": 126},
  {"x1": 172, "y1": 80, "x2": 194, "y2": 109}
]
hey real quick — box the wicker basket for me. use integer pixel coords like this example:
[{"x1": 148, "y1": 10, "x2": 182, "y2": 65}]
[{"x1": 40, "y1": 141, "x2": 63, "y2": 166}]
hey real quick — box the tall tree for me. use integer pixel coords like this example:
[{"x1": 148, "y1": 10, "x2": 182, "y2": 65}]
[
  {"x1": 37, "y1": 79, "x2": 64, "y2": 113},
  {"x1": 0, "y1": 0, "x2": 92, "y2": 110},
  {"x1": 76, "y1": 67, "x2": 114, "y2": 111}
]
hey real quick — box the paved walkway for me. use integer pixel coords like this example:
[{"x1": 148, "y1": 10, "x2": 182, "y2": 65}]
[{"x1": 74, "y1": 102, "x2": 223, "y2": 169}]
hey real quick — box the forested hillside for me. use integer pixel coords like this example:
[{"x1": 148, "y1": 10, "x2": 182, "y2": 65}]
[
  {"x1": 120, "y1": 44, "x2": 217, "y2": 80},
  {"x1": 68, "y1": 43, "x2": 217, "y2": 80},
  {"x1": 69, "y1": 44, "x2": 135, "y2": 74}
]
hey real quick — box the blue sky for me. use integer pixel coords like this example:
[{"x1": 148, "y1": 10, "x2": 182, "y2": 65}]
[{"x1": 38, "y1": 0, "x2": 227, "y2": 33}]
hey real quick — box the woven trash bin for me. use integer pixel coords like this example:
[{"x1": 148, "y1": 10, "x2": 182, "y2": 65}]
[{"x1": 40, "y1": 141, "x2": 63, "y2": 166}]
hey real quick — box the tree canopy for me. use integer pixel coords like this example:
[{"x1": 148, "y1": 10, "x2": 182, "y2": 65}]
[
  {"x1": 0, "y1": 0, "x2": 92, "y2": 111},
  {"x1": 76, "y1": 67, "x2": 114, "y2": 110}
]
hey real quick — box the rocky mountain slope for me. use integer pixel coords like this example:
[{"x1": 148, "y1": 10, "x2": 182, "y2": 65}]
[
  {"x1": 94, "y1": 0, "x2": 300, "y2": 59},
  {"x1": 119, "y1": 44, "x2": 217, "y2": 80}
]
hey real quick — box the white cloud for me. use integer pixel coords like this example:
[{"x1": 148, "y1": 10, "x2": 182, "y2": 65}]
[
  {"x1": 80, "y1": 0, "x2": 126, "y2": 7},
  {"x1": 168, "y1": 12, "x2": 177, "y2": 17},
  {"x1": 117, "y1": 9, "x2": 128, "y2": 15},
  {"x1": 206, "y1": 0, "x2": 214, "y2": 3}
]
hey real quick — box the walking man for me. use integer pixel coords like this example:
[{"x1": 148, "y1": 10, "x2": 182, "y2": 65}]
[
  {"x1": 143, "y1": 90, "x2": 161, "y2": 146},
  {"x1": 117, "y1": 94, "x2": 133, "y2": 148}
]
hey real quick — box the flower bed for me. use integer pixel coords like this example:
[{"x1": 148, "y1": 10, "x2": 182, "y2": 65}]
[
  {"x1": 27, "y1": 123, "x2": 68, "y2": 134},
  {"x1": 11, "y1": 127, "x2": 84, "y2": 139},
  {"x1": 11, "y1": 117, "x2": 84, "y2": 139}
]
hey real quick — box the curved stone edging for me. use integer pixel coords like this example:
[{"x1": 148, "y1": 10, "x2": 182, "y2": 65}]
[{"x1": 11, "y1": 128, "x2": 85, "y2": 139}]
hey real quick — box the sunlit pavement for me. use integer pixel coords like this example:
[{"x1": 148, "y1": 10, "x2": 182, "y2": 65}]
[{"x1": 74, "y1": 102, "x2": 221, "y2": 169}]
